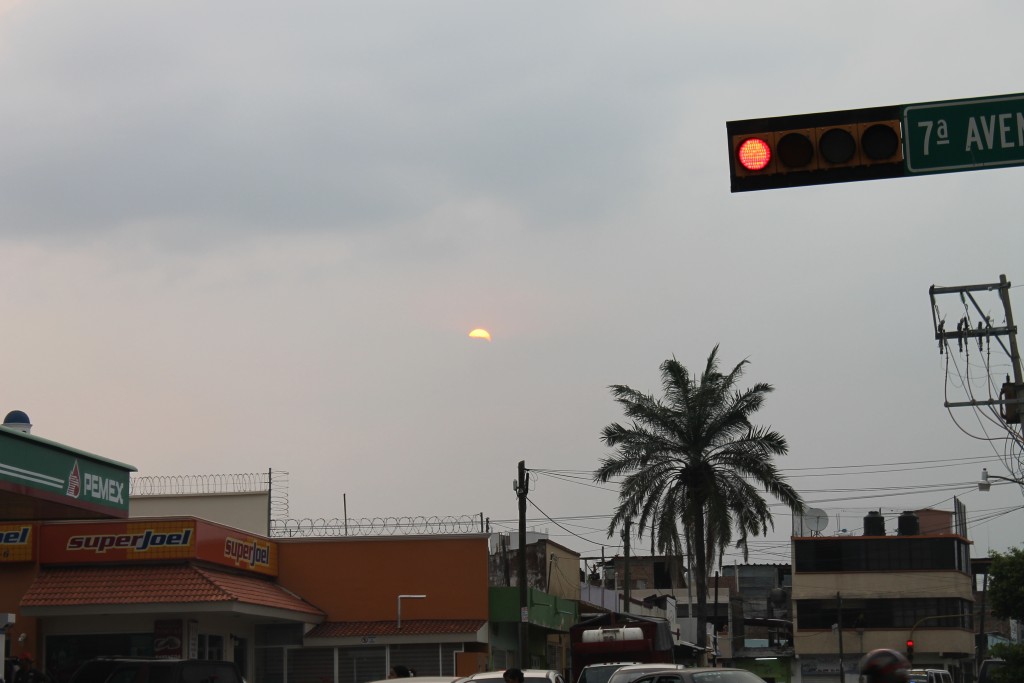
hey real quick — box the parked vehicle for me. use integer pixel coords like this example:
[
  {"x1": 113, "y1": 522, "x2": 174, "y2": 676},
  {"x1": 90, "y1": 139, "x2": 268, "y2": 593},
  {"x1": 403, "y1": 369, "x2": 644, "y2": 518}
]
[
  {"x1": 606, "y1": 665, "x2": 686, "y2": 683},
  {"x1": 577, "y1": 663, "x2": 639, "y2": 683},
  {"x1": 908, "y1": 669, "x2": 953, "y2": 683},
  {"x1": 630, "y1": 669, "x2": 767, "y2": 683},
  {"x1": 977, "y1": 659, "x2": 1005, "y2": 683},
  {"x1": 68, "y1": 657, "x2": 245, "y2": 683},
  {"x1": 569, "y1": 623, "x2": 675, "y2": 683},
  {"x1": 458, "y1": 670, "x2": 565, "y2": 683}
]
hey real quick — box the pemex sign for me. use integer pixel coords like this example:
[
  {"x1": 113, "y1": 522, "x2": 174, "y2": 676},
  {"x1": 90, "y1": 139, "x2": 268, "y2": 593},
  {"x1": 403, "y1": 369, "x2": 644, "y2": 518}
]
[{"x1": 0, "y1": 428, "x2": 133, "y2": 518}]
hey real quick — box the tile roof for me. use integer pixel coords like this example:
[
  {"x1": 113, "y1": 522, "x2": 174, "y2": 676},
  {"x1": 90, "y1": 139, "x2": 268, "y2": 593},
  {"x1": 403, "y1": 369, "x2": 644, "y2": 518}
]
[
  {"x1": 306, "y1": 620, "x2": 487, "y2": 638},
  {"x1": 20, "y1": 563, "x2": 324, "y2": 617}
]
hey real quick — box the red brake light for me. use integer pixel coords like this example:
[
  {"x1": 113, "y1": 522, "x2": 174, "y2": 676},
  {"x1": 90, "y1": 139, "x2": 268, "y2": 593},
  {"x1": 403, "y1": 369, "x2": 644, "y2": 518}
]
[{"x1": 737, "y1": 137, "x2": 772, "y2": 171}]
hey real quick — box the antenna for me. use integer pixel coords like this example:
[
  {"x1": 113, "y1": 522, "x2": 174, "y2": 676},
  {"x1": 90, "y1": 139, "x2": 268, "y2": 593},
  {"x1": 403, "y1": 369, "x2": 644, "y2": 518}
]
[{"x1": 798, "y1": 507, "x2": 829, "y2": 536}]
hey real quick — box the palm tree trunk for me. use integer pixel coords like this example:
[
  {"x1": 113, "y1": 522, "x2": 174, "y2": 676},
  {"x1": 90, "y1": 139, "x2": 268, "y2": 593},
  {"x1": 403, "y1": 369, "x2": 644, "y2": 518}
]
[{"x1": 690, "y1": 512, "x2": 709, "y2": 664}]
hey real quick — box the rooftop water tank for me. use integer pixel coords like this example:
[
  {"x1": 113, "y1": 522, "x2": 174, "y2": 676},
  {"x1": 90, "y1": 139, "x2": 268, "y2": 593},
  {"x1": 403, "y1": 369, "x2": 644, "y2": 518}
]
[
  {"x1": 863, "y1": 510, "x2": 886, "y2": 536},
  {"x1": 897, "y1": 510, "x2": 920, "y2": 536}
]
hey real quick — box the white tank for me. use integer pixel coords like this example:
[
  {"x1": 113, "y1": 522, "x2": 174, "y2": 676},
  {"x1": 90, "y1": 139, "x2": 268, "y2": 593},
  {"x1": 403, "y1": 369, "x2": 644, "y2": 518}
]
[{"x1": 581, "y1": 627, "x2": 644, "y2": 643}]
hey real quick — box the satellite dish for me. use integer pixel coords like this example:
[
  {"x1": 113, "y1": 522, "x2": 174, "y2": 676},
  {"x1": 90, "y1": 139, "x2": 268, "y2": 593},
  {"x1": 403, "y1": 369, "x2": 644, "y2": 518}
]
[{"x1": 803, "y1": 508, "x2": 829, "y2": 535}]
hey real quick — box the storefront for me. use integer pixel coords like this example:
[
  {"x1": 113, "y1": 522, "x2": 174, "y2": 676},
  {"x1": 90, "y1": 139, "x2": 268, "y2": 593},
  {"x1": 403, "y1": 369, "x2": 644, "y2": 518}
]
[
  {"x1": 0, "y1": 412, "x2": 138, "y2": 671},
  {"x1": 7, "y1": 517, "x2": 324, "y2": 682}
]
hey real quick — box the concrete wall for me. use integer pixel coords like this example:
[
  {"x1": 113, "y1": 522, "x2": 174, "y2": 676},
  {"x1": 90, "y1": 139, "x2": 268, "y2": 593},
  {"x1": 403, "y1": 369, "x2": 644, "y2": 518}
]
[
  {"x1": 792, "y1": 571, "x2": 973, "y2": 601},
  {"x1": 130, "y1": 492, "x2": 270, "y2": 536}
]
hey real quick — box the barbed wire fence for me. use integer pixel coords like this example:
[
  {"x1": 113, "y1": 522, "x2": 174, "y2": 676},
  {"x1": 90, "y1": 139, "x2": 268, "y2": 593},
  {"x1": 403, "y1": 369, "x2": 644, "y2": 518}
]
[
  {"x1": 269, "y1": 514, "x2": 488, "y2": 537},
  {"x1": 131, "y1": 469, "x2": 487, "y2": 537}
]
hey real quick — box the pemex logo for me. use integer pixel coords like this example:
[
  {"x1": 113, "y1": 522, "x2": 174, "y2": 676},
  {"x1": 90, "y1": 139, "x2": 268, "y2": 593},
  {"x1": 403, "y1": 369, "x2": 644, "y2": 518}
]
[{"x1": 66, "y1": 461, "x2": 81, "y2": 499}]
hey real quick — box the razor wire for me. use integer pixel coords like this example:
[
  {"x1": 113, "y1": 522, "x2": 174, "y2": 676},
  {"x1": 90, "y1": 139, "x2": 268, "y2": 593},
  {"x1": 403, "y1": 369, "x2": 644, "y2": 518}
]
[
  {"x1": 130, "y1": 472, "x2": 271, "y2": 495},
  {"x1": 269, "y1": 514, "x2": 487, "y2": 538}
]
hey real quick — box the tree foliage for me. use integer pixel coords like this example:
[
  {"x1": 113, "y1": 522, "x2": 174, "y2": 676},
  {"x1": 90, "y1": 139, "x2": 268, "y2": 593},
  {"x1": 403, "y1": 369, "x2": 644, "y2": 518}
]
[
  {"x1": 593, "y1": 345, "x2": 804, "y2": 656},
  {"x1": 989, "y1": 546, "x2": 1024, "y2": 622}
]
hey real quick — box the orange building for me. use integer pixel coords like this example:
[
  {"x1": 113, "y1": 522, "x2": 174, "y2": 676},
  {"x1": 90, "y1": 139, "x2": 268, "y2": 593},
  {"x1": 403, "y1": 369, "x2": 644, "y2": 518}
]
[{"x1": 0, "y1": 418, "x2": 560, "y2": 683}]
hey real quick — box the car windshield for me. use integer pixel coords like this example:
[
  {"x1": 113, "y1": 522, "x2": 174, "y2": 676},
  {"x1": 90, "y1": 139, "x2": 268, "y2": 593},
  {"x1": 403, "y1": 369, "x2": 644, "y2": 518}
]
[
  {"x1": 690, "y1": 672, "x2": 766, "y2": 683},
  {"x1": 579, "y1": 667, "x2": 626, "y2": 683},
  {"x1": 609, "y1": 669, "x2": 673, "y2": 683}
]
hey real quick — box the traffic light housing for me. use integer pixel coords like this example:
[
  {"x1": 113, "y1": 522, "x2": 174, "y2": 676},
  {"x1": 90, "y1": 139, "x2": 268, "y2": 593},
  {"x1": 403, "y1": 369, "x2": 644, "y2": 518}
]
[
  {"x1": 906, "y1": 639, "x2": 914, "y2": 662},
  {"x1": 728, "y1": 105, "x2": 905, "y2": 192}
]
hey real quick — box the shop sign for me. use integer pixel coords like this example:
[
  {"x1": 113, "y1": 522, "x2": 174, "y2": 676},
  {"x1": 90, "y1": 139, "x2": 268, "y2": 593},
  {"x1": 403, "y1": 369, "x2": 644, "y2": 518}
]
[
  {"x1": 196, "y1": 521, "x2": 277, "y2": 576},
  {"x1": 40, "y1": 520, "x2": 196, "y2": 563},
  {"x1": 154, "y1": 619, "x2": 185, "y2": 658},
  {"x1": 0, "y1": 523, "x2": 34, "y2": 563}
]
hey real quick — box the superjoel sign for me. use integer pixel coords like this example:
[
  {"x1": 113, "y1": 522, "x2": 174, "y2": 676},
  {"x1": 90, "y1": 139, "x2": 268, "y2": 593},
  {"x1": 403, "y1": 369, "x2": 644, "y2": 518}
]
[
  {"x1": 66, "y1": 527, "x2": 193, "y2": 553},
  {"x1": 41, "y1": 520, "x2": 197, "y2": 563},
  {"x1": 0, "y1": 523, "x2": 33, "y2": 563},
  {"x1": 224, "y1": 536, "x2": 272, "y2": 570},
  {"x1": 38, "y1": 518, "x2": 279, "y2": 575},
  {"x1": 903, "y1": 93, "x2": 1024, "y2": 174}
]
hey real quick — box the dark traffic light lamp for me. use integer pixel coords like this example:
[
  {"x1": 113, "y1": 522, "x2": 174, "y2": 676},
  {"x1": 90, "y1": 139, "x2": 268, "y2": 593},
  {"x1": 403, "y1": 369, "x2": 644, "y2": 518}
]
[{"x1": 728, "y1": 105, "x2": 905, "y2": 192}]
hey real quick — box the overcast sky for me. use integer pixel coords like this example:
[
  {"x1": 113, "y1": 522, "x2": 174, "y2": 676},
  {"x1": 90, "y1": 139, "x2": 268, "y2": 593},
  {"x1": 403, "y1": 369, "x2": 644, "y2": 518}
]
[{"x1": 2, "y1": 1, "x2": 1023, "y2": 566}]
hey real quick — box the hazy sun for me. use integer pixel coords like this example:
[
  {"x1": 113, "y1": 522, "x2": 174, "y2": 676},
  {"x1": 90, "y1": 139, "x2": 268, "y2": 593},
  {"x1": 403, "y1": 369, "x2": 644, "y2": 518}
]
[{"x1": 468, "y1": 328, "x2": 492, "y2": 342}]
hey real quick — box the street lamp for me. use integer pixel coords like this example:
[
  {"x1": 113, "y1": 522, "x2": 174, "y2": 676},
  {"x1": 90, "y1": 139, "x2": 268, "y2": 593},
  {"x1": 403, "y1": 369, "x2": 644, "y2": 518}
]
[{"x1": 978, "y1": 467, "x2": 1020, "y2": 492}]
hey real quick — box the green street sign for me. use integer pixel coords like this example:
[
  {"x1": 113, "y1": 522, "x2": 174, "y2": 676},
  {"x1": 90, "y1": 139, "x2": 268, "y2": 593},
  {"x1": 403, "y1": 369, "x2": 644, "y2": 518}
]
[{"x1": 903, "y1": 93, "x2": 1024, "y2": 174}]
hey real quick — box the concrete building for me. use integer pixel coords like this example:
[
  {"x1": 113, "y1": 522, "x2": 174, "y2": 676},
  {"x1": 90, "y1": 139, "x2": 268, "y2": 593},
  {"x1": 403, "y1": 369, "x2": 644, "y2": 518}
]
[{"x1": 791, "y1": 506, "x2": 974, "y2": 683}]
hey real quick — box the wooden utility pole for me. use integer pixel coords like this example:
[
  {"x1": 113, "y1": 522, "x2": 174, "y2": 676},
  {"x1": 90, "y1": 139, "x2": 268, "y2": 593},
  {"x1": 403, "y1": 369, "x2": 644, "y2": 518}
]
[
  {"x1": 622, "y1": 518, "x2": 631, "y2": 613},
  {"x1": 516, "y1": 460, "x2": 529, "y2": 667},
  {"x1": 836, "y1": 592, "x2": 845, "y2": 683},
  {"x1": 930, "y1": 274, "x2": 1024, "y2": 421}
]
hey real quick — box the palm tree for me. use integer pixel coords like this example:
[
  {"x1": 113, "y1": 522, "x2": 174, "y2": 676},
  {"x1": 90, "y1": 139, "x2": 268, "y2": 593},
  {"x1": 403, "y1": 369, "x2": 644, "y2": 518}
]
[{"x1": 594, "y1": 345, "x2": 804, "y2": 658}]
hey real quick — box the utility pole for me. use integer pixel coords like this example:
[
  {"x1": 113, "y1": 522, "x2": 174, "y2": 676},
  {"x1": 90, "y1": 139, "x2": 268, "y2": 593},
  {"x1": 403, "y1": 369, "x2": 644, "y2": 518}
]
[
  {"x1": 836, "y1": 592, "x2": 845, "y2": 683},
  {"x1": 516, "y1": 460, "x2": 529, "y2": 668},
  {"x1": 622, "y1": 517, "x2": 631, "y2": 614},
  {"x1": 930, "y1": 274, "x2": 1024, "y2": 421}
]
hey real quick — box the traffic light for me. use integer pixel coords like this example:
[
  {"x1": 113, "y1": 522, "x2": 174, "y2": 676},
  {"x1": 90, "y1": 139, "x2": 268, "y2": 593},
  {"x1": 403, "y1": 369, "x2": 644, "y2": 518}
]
[
  {"x1": 906, "y1": 639, "x2": 915, "y2": 662},
  {"x1": 727, "y1": 104, "x2": 905, "y2": 192}
]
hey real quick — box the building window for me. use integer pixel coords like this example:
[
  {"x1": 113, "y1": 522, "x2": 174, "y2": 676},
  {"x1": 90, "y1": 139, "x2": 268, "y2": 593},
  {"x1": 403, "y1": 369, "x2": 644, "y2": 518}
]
[
  {"x1": 796, "y1": 598, "x2": 973, "y2": 630},
  {"x1": 199, "y1": 634, "x2": 224, "y2": 661},
  {"x1": 794, "y1": 537, "x2": 970, "y2": 573}
]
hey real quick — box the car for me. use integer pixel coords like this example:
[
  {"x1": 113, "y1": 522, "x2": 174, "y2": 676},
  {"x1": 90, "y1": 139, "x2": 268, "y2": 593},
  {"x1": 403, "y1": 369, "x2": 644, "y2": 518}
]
[
  {"x1": 908, "y1": 669, "x2": 953, "y2": 683},
  {"x1": 577, "y1": 664, "x2": 640, "y2": 683},
  {"x1": 977, "y1": 659, "x2": 1005, "y2": 683},
  {"x1": 458, "y1": 670, "x2": 566, "y2": 683},
  {"x1": 68, "y1": 657, "x2": 246, "y2": 683},
  {"x1": 605, "y1": 665, "x2": 686, "y2": 683},
  {"x1": 631, "y1": 669, "x2": 768, "y2": 683}
]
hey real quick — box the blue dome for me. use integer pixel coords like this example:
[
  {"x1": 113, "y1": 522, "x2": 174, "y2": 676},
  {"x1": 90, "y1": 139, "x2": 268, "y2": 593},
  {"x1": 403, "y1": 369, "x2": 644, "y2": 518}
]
[{"x1": 4, "y1": 410, "x2": 31, "y2": 425}]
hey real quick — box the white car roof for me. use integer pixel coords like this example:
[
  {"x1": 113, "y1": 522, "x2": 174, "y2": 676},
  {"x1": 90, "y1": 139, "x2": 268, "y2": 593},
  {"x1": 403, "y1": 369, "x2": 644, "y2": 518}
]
[{"x1": 466, "y1": 672, "x2": 560, "y2": 680}]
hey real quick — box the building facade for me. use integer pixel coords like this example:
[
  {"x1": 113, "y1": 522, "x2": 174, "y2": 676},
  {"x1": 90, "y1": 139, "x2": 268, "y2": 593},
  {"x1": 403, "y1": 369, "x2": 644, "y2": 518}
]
[{"x1": 792, "y1": 508, "x2": 974, "y2": 683}]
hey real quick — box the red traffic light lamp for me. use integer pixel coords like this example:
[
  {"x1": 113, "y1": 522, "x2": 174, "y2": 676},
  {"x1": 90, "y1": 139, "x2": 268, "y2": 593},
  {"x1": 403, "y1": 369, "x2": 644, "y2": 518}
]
[{"x1": 736, "y1": 137, "x2": 772, "y2": 171}]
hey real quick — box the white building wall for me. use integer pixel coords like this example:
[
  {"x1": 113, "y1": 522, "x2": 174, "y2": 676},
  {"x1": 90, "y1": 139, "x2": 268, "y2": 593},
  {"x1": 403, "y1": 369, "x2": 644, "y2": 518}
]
[{"x1": 130, "y1": 492, "x2": 270, "y2": 536}]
